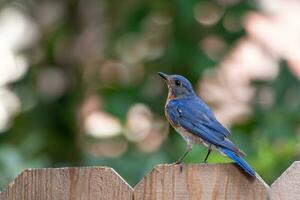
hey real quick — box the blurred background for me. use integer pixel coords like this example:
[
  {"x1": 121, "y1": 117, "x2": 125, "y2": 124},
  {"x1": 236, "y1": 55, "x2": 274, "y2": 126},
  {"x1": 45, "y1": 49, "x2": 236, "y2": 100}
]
[{"x1": 0, "y1": 0, "x2": 300, "y2": 188}]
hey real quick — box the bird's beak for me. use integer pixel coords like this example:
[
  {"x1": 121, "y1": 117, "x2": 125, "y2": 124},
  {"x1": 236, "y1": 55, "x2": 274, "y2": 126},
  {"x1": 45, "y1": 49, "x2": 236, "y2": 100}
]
[{"x1": 158, "y1": 72, "x2": 170, "y2": 83}]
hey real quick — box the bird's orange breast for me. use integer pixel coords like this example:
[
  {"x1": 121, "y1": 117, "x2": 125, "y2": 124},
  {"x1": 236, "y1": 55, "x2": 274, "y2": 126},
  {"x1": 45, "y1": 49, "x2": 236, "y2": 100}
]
[{"x1": 164, "y1": 96, "x2": 179, "y2": 129}]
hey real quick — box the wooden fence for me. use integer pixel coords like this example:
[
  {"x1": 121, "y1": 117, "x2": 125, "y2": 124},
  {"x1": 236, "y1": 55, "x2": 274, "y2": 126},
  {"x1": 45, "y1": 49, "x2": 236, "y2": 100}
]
[{"x1": 0, "y1": 162, "x2": 299, "y2": 200}]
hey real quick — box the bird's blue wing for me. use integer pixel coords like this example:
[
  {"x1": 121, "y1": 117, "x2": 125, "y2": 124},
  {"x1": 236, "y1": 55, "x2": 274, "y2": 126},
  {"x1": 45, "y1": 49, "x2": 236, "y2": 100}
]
[
  {"x1": 167, "y1": 97, "x2": 230, "y2": 137},
  {"x1": 181, "y1": 97, "x2": 231, "y2": 138},
  {"x1": 203, "y1": 119, "x2": 231, "y2": 138},
  {"x1": 167, "y1": 98, "x2": 243, "y2": 155}
]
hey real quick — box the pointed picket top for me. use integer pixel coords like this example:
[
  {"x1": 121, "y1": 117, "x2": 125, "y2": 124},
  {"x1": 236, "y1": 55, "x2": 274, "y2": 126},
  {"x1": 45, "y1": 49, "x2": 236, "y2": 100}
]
[
  {"x1": 0, "y1": 167, "x2": 133, "y2": 200},
  {"x1": 271, "y1": 161, "x2": 300, "y2": 200},
  {"x1": 134, "y1": 163, "x2": 270, "y2": 200}
]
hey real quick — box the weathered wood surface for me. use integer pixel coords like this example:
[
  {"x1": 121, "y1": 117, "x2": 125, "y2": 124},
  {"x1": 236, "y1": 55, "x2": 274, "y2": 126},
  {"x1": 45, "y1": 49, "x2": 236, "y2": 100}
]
[
  {"x1": 134, "y1": 163, "x2": 270, "y2": 200},
  {"x1": 271, "y1": 161, "x2": 300, "y2": 200},
  {"x1": 2, "y1": 162, "x2": 300, "y2": 200},
  {"x1": 0, "y1": 167, "x2": 133, "y2": 200}
]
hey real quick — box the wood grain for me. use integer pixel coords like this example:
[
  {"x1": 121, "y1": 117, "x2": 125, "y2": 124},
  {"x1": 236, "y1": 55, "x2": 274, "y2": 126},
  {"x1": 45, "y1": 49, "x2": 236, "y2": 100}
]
[
  {"x1": 133, "y1": 163, "x2": 270, "y2": 200},
  {"x1": 4, "y1": 162, "x2": 300, "y2": 200},
  {"x1": 271, "y1": 161, "x2": 300, "y2": 200},
  {"x1": 0, "y1": 167, "x2": 133, "y2": 200}
]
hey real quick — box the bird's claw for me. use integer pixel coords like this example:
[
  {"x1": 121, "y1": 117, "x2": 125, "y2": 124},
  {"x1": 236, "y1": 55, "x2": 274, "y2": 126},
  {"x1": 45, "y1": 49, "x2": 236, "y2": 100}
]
[
  {"x1": 172, "y1": 161, "x2": 184, "y2": 172},
  {"x1": 174, "y1": 161, "x2": 182, "y2": 165}
]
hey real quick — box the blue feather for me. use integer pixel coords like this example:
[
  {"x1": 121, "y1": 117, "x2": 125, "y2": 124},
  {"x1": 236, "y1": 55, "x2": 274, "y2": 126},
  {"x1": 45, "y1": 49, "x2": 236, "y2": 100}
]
[
  {"x1": 160, "y1": 73, "x2": 256, "y2": 177},
  {"x1": 220, "y1": 147, "x2": 255, "y2": 177}
]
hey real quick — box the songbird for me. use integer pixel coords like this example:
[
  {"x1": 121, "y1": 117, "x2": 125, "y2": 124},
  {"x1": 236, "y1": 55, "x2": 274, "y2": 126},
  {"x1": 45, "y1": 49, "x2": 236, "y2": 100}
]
[{"x1": 158, "y1": 72, "x2": 255, "y2": 176}]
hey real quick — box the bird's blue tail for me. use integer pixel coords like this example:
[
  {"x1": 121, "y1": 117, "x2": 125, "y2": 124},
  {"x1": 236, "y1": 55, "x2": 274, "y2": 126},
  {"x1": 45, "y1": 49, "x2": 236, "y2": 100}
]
[{"x1": 220, "y1": 147, "x2": 255, "y2": 177}]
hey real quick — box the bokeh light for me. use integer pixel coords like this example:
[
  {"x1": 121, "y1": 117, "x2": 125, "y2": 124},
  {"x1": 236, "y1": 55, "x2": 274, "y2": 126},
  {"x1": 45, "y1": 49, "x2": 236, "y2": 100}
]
[
  {"x1": 0, "y1": 0, "x2": 299, "y2": 189},
  {"x1": 194, "y1": 2, "x2": 224, "y2": 26}
]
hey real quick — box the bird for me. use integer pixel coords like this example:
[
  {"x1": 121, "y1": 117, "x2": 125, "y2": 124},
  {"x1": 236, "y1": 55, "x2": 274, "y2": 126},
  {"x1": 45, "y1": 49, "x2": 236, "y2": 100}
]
[{"x1": 158, "y1": 72, "x2": 255, "y2": 177}]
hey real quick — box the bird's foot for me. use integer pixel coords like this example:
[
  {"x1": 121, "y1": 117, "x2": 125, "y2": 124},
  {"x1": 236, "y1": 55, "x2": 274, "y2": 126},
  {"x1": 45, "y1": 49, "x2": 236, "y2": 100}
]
[
  {"x1": 172, "y1": 161, "x2": 184, "y2": 172},
  {"x1": 173, "y1": 161, "x2": 182, "y2": 165}
]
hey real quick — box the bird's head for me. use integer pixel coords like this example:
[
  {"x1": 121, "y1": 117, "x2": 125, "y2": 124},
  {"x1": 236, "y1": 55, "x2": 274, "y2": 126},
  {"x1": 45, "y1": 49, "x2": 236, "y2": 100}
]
[{"x1": 158, "y1": 72, "x2": 195, "y2": 98}]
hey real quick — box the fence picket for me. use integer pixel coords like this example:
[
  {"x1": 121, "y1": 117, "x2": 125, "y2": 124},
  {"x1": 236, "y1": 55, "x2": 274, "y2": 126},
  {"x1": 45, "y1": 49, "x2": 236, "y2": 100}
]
[
  {"x1": 0, "y1": 167, "x2": 133, "y2": 200},
  {"x1": 134, "y1": 163, "x2": 269, "y2": 200},
  {"x1": 271, "y1": 161, "x2": 300, "y2": 200},
  {"x1": 1, "y1": 162, "x2": 300, "y2": 200}
]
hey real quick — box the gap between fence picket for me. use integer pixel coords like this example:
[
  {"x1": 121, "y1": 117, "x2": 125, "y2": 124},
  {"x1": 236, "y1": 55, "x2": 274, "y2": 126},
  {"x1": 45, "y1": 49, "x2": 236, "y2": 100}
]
[{"x1": 0, "y1": 162, "x2": 299, "y2": 200}]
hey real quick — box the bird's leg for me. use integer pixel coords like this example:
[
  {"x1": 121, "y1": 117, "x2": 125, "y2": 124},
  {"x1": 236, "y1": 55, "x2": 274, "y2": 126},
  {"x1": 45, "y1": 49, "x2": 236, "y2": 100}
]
[
  {"x1": 203, "y1": 146, "x2": 212, "y2": 163},
  {"x1": 175, "y1": 141, "x2": 192, "y2": 165}
]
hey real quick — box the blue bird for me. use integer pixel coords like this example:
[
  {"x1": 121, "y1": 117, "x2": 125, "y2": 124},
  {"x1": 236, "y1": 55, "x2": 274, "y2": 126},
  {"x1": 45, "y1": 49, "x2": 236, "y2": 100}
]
[{"x1": 158, "y1": 72, "x2": 255, "y2": 177}]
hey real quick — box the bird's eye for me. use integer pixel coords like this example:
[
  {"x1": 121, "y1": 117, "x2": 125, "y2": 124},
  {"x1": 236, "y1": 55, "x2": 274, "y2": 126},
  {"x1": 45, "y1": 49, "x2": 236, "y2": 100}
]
[{"x1": 175, "y1": 80, "x2": 181, "y2": 86}]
